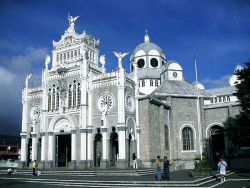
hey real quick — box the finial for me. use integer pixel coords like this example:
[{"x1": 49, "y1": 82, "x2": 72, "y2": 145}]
[{"x1": 144, "y1": 29, "x2": 150, "y2": 43}]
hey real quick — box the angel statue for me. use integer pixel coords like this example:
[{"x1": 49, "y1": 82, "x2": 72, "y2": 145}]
[
  {"x1": 67, "y1": 13, "x2": 79, "y2": 32},
  {"x1": 25, "y1": 73, "x2": 32, "y2": 88},
  {"x1": 99, "y1": 55, "x2": 106, "y2": 73},
  {"x1": 111, "y1": 51, "x2": 129, "y2": 68},
  {"x1": 45, "y1": 55, "x2": 51, "y2": 69}
]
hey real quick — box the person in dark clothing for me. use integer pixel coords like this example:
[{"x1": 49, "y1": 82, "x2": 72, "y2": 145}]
[
  {"x1": 132, "y1": 153, "x2": 138, "y2": 169},
  {"x1": 163, "y1": 156, "x2": 170, "y2": 180}
]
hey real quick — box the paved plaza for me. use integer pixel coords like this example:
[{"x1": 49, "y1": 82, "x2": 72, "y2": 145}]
[{"x1": 0, "y1": 167, "x2": 250, "y2": 188}]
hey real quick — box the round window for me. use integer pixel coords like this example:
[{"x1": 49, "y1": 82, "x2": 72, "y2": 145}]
[
  {"x1": 150, "y1": 58, "x2": 158, "y2": 67},
  {"x1": 173, "y1": 72, "x2": 177, "y2": 78},
  {"x1": 137, "y1": 59, "x2": 145, "y2": 68}
]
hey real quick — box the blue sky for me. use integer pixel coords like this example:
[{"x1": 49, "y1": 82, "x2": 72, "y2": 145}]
[{"x1": 0, "y1": 0, "x2": 249, "y2": 135}]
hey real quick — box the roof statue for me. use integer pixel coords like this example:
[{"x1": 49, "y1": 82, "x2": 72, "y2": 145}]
[
  {"x1": 111, "y1": 50, "x2": 129, "y2": 68},
  {"x1": 45, "y1": 55, "x2": 51, "y2": 69},
  {"x1": 66, "y1": 13, "x2": 79, "y2": 33},
  {"x1": 25, "y1": 73, "x2": 32, "y2": 88},
  {"x1": 99, "y1": 55, "x2": 106, "y2": 73}
]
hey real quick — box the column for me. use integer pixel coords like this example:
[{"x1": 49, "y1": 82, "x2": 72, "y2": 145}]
[
  {"x1": 79, "y1": 49, "x2": 88, "y2": 163},
  {"x1": 87, "y1": 71, "x2": 93, "y2": 163},
  {"x1": 135, "y1": 98, "x2": 140, "y2": 160},
  {"x1": 116, "y1": 67, "x2": 127, "y2": 168},
  {"x1": 71, "y1": 130, "x2": 76, "y2": 161},
  {"x1": 20, "y1": 133, "x2": 27, "y2": 162},
  {"x1": 80, "y1": 129, "x2": 87, "y2": 161},
  {"x1": 48, "y1": 132, "x2": 54, "y2": 162},
  {"x1": 40, "y1": 132, "x2": 46, "y2": 162},
  {"x1": 31, "y1": 133, "x2": 37, "y2": 161},
  {"x1": 87, "y1": 129, "x2": 93, "y2": 162},
  {"x1": 117, "y1": 126, "x2": 126, "y2": 160}
]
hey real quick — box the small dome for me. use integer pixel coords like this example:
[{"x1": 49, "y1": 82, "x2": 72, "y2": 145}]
[
  {"x1": 193, "y1": 81, "x2": 205, "y2": 90},
  {"x1": 234, "y1": 64, "x2": 243, "y2": 72},
  {"x1": 166, "y1": 60, "x2": 182, "y2": 71}
]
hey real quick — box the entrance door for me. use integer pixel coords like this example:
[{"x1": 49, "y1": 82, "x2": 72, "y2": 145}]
[
  {"x1": 210, "y1": 126, "x2": 225, "y2": 161},
  {"x1": 56, "y1": 135, "x2": 71, "y2": 167}
]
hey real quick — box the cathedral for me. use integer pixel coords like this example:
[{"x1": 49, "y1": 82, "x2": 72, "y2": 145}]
[{"x1": 19, "y1": 15, "x2": 242, "y2": 169}]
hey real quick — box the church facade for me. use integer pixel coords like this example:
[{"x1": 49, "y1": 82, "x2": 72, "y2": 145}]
[{"x1": 19, "y1": 15, "x2": 242, "y2": 169}]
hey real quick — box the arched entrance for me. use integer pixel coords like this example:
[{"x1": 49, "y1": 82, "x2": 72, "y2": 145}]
[
  {"x1": 94, "y1": 128, "x2": 102, "y2": 166},
  {"x1": 209, "y1": 125, "x2": 225, "y2": 161},
  {"x1": 110, "y1": 127, "x2": 118, "y2": 166}
]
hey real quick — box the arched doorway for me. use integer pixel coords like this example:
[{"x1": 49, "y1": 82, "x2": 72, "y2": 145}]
[
  {"x1": 209, "y1": 125, "x2": 225, "y2": 161},
  {"x1": 110, "y1": 127, "x2": 118, "y2": 166},
  {"x1": 94, "y1": 128, "x2": 102, "y2": 166}
]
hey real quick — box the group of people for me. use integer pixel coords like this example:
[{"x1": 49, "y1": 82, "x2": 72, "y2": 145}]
[{"x1": 156, "y1": 156, "x2": 170, "y2": 181}]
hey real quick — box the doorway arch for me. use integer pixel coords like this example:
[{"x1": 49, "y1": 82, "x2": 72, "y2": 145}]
[{"x1": 207, "y1": 123, "x2": 225, "y2": 161}]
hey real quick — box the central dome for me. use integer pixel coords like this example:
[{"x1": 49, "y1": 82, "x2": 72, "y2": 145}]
[{"x1": 130, "y1": 31, "x2": 166, "y2": 72}]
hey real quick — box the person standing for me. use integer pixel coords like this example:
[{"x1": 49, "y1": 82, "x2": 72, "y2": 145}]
[
  {"x1": 132, "y1": 153, "x2": 138, "y2": 169},
  {"x1": 156, "y1": 156, "x2": 161, "y2": 181},
  {"x1": 97, "y1": 150, "x2": 101, "y2": 167},
  {"x1": 218, "y1": 158, "x2": 227, "y2": 182},
  {"x1": 163, "y1": 156, "x2": 170, "y2": 180},
  {"x1": 32, "y1": 160, "x2": 37, "y2": 176}
]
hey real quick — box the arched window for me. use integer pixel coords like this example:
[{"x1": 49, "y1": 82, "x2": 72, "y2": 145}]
[
  {"x1": 165, "y1": 126, "x2": 169, "y2": 151},
  {"x1": 48, "y1": 89, "x2": 51, "y2": 111},
  {"x1": 52, "y1": 87, "x2": 55, "y2": 110},
  {"x1": 73, "y1": 82, "x2": 76, "y2": 107},
  {"x1": 77, "y1": 83, "x2": 81, "y2": 106},
  {"x1": 56, "y1": 88, "x2": 59, "y2": 109},
  {"x1": 150, "y1": 79, "x2": 153, "y2": 86},
  {"x1": 68, "y1": 85, "x2": 72, "y2": 108},
  {"x1": 182, "y1": 127, "x2": 194, "y2": 150}
]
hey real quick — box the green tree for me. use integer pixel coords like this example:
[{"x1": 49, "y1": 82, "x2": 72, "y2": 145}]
[{"x1": 225, "y1": 62, "x2": 250, "y2": 146}]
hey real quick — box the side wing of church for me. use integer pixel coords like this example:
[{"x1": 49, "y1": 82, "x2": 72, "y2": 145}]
[{"x1": 19, "y1": 15, "x2": 241, "y2": 169}]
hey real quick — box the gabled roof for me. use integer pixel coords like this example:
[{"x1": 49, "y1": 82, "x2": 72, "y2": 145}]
[
  {"x1": 152, "y1": 79, "x2": 212, "y2": 97},
  {"x1": 206, "y1": 86, "x2": 237, "y2": 95}
]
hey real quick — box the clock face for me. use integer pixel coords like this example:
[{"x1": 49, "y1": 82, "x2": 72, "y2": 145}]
[
  {"x1": 30, "y1": 105, "x2": 41, "y2": 123},
  {"x1": 97, "y1": 93, "x2": 114, "y2": 113},
  {"x1": 173, "y1": 72, "x2": 177, "y2": 78},
  {"x1": 126, "y1": 93, "x2": 135, "y2": 113}
]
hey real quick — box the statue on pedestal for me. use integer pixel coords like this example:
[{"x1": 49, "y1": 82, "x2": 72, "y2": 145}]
[
  {"x1": 111, "y1": 51, "x2": 129, "y2": 68},
  {"x1": 45, "y1": 55, "x2": 51, "y2": 69},
  {"x1": 99, "y1": 55, "x2": 106, "y2": 73},
  {"x1": 66, "y1": 13, "x2": 79, "y2": 33},
  {"x1": 25, "y1": 73, "x2": 32, "y2": 88}
]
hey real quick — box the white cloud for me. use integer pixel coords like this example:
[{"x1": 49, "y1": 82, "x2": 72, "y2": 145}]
[
  {"x1": 202, "y1": 75, "x2": 231, "y2": 88},
  {"x1": 0, "y1": 47, "x2": 48, "y2": 73},
  {"x1": 0, "y1": 66, "x2": 16, "y2": 85}
]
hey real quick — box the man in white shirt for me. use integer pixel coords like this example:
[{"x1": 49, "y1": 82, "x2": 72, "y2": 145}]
[{"x1": 218, "y1": 158, "x2": 227, "y2": 182}]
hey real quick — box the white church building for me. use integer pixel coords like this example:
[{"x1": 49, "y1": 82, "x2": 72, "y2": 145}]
[{"x1": 19, "y1": 15, "x2": 242, "y2": 169}]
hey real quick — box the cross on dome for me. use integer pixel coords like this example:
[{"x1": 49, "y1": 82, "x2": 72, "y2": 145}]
[{"x1": 144, "y1": 29, "x2": 150, "y2": 43}]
